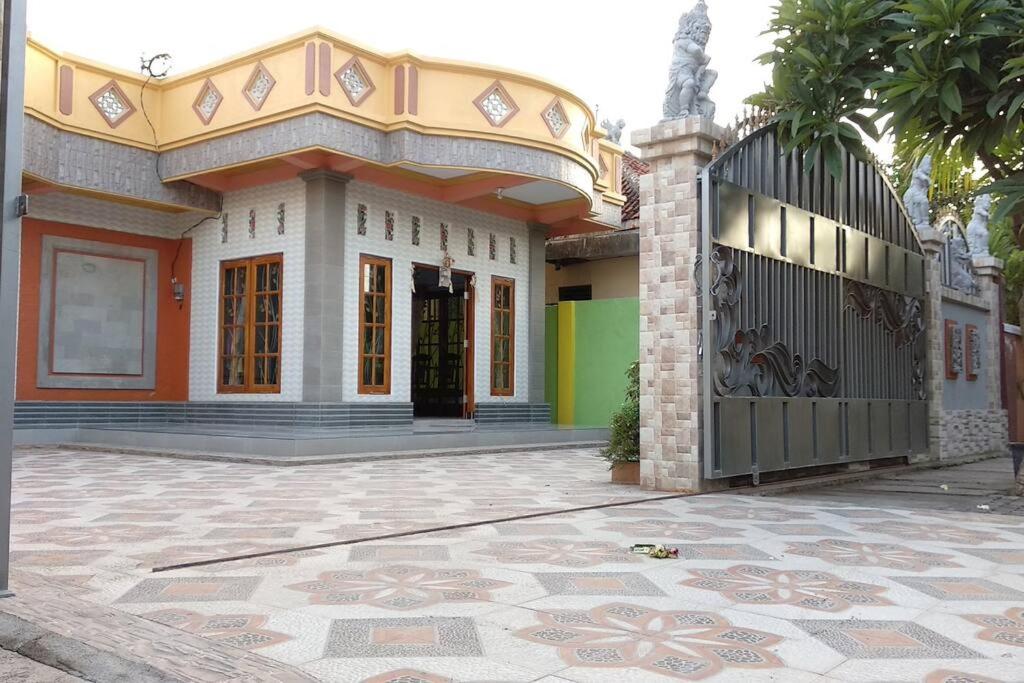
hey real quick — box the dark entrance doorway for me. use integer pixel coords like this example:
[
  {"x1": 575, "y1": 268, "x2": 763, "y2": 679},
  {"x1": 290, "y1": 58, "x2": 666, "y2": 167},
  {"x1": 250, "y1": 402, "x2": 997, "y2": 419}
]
[{"x1": 411, "y1": 267, "x2": 473, "y2": 418}]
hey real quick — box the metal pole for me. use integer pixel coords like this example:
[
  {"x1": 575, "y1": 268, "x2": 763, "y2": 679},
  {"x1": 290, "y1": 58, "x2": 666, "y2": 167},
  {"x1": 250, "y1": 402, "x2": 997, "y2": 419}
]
[{"x1": 0, "y1": 0, "x2": 27, "y2": 598}]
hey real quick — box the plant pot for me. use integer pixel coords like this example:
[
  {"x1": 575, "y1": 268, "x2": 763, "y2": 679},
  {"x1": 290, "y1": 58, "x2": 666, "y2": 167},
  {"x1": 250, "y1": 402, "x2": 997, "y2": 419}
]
[{"x1": 611, "y1": 461, "x2": 640, "y2": 485}]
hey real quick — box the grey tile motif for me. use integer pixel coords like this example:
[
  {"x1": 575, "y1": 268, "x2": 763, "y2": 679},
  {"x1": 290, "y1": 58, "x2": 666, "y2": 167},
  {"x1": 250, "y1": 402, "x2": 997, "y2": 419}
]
[
  {"x1": 532, "y1": 572, "x2": 666, "y2": 597},
  {"x1": 755, "y1": 524, "x2": 851, "y2": 537},
  {"x1": 889, "y1": 577, "x2": 1024, "y2": 601},
  {"x1": 495, "y1": 523, "x2": 581, "y2": 536},
  {"x1": 324, "y1": 617, "x2": 483, "y2": 657},
  {"x1": 957, "y1": 548, "x2": 1024, "y2": 565},
  {"x1": 794, "y1": 620, "x2": 982, "y2": 659},
  {"x1": 348, "y1": 545, "x2": 450, "y2": 561},
  {"x1": 116, "y1": 577, "x2": 262, "y2": 604},
  {"x1": 673, "y1": 544, "x2": 775, "y2": 561}
]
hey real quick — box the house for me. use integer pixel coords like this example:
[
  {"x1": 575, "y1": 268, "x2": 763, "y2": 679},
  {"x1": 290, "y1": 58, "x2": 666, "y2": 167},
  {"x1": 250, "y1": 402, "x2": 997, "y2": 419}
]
[{"x1": 14, "y1": 29, "x2": 624, "y2": 452}]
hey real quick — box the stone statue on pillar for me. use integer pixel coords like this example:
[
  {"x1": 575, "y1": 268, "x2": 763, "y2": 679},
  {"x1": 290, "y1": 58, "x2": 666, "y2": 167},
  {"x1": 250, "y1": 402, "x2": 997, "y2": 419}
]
[
  {"x1": 903, "y1": 155, "x2": 933, "y2": 232},
  {"x1": 602, "y1": 118, "x2": 626, "y2": 145},
  {"x1": 662, "y1": 0, "x2": 717, "y2": 121},
  {"x1": 967, "y1": 194, "x2": 992, "y2": 256}
]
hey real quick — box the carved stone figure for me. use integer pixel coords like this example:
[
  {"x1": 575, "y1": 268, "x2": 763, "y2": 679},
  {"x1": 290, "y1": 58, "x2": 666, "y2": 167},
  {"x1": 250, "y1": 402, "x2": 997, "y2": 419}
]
[
  {"x1": 602, "y1": 118, "x2": 626, "y2": 145},
  {"x1": 966, "y1": 194, "x2": 992, "y2": 256},
  {"x1": 903, "y1": 155, "x2": 932, "y2": 232},
  {"x1": 663, "y1": 0, "x2": 717, "y2": 121},
  {"x1": 949, "y1": 234, "x2": 976, "y2": 292}
]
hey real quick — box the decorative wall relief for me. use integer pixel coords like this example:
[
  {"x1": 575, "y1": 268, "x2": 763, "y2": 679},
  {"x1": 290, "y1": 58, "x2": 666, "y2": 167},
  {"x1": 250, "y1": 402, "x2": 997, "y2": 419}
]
[
  {"x1": 440, "y1": 223, "x2": 449, "y2": 252},
  {"x1": 945, "y1": 320, "x2": 963, "y2": 379},
  {"x1": 489, "y1": 233, "x2": 497, "y2": 261},
  {"x1": 384, "y1": 210, "x2": 394, "y2": 241},
  {"x1": 248, "y1": 209, "x2": 256, "y2": 239},
  {"x1": 844, "y1": 280, "x2": 927, "y2": 399},
  {"x1": 965, "y1": 324, "x2": 980, "y2": 381},
  {"x1": 467, "y1": 228, "x2": 476, "y2": 256},
  {"x1": 357, "y1": 204, "x2": 368, "y2": 236},
  {"x1": 711, "y1": 246, "x2": 839, "y2": 398},
  {"x1": 509, "y1": 236, "x2": 517, "y2": 264},
  {"x1": 276, "y1": 203, "x2": 285, "y2": 235},
  {"x1": 221, "y1": 213, "x2": 229, "y2": 243},
  {"x1": 411, "y1": 216, "x2": 421, "y2": 245}
]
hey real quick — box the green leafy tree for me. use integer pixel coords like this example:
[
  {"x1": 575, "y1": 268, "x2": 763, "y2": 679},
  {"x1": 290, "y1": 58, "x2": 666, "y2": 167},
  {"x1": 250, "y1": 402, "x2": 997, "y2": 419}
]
[{"x1": 750, "y1": 0, "x2": 1024, "y2": 231}]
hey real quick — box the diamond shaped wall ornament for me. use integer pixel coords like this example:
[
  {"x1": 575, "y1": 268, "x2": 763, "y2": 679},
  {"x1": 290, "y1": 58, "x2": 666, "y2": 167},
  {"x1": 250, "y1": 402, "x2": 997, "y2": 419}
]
[
  {"x1": 89, "y1": 80, "x2": 136, "y2": 128},
  {"x1": 541, "y1": 98, "x2": 570, "y2": 138},
  {"x1": 242, "y1": 62, "x2": 276, "y2": 111},
  {"x1": 335, "y1": 56, "x2": 375, "y2": 106},
  {"x1": 474, "y1": 81, "x2": 519, "y2": 128},
  {"x1": 192, "y1": 79, "x2": 223, "y2": 125}
]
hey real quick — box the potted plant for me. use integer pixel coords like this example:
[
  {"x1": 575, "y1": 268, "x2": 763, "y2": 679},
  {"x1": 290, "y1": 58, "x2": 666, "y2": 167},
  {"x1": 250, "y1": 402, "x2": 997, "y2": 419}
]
[{"x1": 602, "y1": 361, "x2": 640, "y2": 485}]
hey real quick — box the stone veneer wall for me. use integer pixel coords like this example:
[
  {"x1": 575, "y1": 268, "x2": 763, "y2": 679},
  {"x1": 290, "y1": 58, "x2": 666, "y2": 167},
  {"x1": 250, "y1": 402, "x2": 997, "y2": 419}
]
[
  {"x1": 631, "y1": 118, "x2": 721, "y2": 492},
  {"x1": 920, "y1": 227, "x2": 1007, "y2": 460}
]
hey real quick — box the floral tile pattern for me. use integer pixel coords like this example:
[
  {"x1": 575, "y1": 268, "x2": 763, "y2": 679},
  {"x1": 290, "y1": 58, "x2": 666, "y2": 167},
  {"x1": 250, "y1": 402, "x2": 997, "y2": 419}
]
[
  {"x1": 785, "y1": 539, "x2": 962, "y2": 571},
  {"x1": 8, "y1": 448, "x2": 1024, "y2": 681},
  {"x1": 515, "y1": 603, "x2": 782, "y2": 678},
  {"x1": 963, "y1": 608, "x2": 1024, "y2": 648},
  {"x1": 473, "y1": 539, "x2": 640, "y2": 568},
  {"x1": 924, "y1": 671, "x2": 1005, "y2": 683},
  {"x1": 287, "y1": 566, "x2": 512, "y2": 609},
  {"x1": 681, "y1": 565, "x2": 892, "y2": 611}
]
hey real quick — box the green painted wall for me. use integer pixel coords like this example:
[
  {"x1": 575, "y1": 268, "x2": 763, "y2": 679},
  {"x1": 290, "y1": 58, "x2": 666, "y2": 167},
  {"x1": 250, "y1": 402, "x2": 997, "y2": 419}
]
[
  {"x1": 572, "y1": 298, "x2": 640, "y2": 427},
  {"x1": 544, "y1": 298, "x2": 639, "y2": 427}
]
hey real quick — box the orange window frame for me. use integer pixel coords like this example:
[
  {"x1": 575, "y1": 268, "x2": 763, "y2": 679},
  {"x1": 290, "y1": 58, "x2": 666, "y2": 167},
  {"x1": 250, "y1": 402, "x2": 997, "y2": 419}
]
[
  {"x1": 358, "y1": 254, "x2": 392, "y2": 394},
  {"x1": 218, "y1": 253, "x2": 283, "y2": 394},
  {"x1": 490, "y1": 276, "x2": 515, "y2": 396}
]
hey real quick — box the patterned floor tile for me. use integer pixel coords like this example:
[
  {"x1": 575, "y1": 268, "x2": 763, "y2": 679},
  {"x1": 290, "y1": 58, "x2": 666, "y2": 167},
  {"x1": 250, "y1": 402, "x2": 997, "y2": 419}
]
[
  {"x1": 494, "y1": 523, "x2": 581, "y2": 536},
  {"x1": 515, "y1": 602, "x2": 782, "y2": 678},
  {"x1": 856, "y1": 521, "x2": 1007, "y2": 545},
  {"x1": 689, "y1": 505, "x2": 814, "y2": 522},
  {"x1": 924, "y1": 671, "x2": 1005, "y2": 683},
  {"x1": 116, "y1": 576, "x2": 262, "y2": 604},
  {"x1": 349, "y1": 546, "x2": 450, "y2": 562},
  {"x1": 143, "y1": 609, "x2": 292, "y2": 650},
  {"x1": 473, "y1": 539, "x2": 640, "y2": 568},
  {"x1": 681, "y1": 565, "x2": 892, "y2": 611},
  {"x1": 962, "y1": 608, "x2": 1024, "y2": 648},
  {"x1": 755, "y1": 524, "x2": 851, "y2": 537},
  {"x1": 362, "y1": 670, "x2": 452, "y2": 683},
  {"x1": 324, "y1": 617, "x2": 483, "y2": 657},
  {"x1": 794, "y1": 619, "x2": 981, "y2": 659},
  {"x1": 957, "y1": 548, "x2": 1024, "y2": 565},
  {"x1": 531, "y1": 572, "x2": 666, "y2": 597},
  {"x1": 890, "y1": 577, "x2": 1024, "y2": 601},
  {"x1": 785, "y1": 539, "x2": 961, "y2": 571},
  {"x1": 202, "y1": 527, "x2": 298, "y2": 540},
  {"x1": 287, "y1": 565, "x2": 512, "y2": 610},
  {"x1": 17, "y1": 525, "x2": 182, "y2": 546},
  {"x1": 674, "y1": 544, "x2": 775, "y2": 561},
  {"x1": 598, "y1": 519, "x2": 744, "y2": 541},
  {"x1": 10, "y1": 549, "x2": 110, "y2": 566}
]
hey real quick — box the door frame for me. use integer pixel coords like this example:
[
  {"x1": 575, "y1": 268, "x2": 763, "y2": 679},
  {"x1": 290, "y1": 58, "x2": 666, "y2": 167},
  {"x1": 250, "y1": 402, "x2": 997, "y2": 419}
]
[{"x1": 411, "y1": 262, "x2": 476, "y2": 418}]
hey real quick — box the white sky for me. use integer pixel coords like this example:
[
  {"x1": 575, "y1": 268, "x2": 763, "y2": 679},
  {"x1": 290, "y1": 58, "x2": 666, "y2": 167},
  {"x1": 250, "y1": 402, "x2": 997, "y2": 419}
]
[{"x1": 26, "y1": 0, "x2": 777, "y2": 148}]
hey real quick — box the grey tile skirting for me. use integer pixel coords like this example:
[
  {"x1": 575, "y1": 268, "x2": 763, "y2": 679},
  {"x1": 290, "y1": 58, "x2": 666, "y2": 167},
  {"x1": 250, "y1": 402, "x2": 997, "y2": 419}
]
[
  {"x1": 14, "y1": 401, "x2": 414, "y2": 430},
  {"x1": 474, "y1": 403, "x2": 552, "y2": 425}
]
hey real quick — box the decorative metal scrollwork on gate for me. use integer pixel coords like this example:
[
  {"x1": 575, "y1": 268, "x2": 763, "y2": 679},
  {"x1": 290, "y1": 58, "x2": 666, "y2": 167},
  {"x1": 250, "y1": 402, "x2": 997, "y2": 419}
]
[{"x1": 700, "y1": 123, "x2": 930, "y2": 480}]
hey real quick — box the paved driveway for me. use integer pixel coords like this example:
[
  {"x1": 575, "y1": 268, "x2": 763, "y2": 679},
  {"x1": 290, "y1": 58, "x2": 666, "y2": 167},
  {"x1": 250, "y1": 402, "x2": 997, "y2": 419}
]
[{"x1": 7, "y1": 447, "x2": 1024, "y2": 682}]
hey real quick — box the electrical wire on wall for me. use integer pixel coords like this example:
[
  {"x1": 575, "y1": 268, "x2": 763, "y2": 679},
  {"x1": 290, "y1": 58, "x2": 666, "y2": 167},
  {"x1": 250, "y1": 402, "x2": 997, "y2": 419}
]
[{"x1": 138, "y1": 52, "x2": 222, "y2": 309}]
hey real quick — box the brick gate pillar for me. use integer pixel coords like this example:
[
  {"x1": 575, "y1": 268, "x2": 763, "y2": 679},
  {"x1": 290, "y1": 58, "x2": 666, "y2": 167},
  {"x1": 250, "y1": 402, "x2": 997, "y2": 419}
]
[{"x1": 632, "y1": 118, "x2": 723, "y2": 492}]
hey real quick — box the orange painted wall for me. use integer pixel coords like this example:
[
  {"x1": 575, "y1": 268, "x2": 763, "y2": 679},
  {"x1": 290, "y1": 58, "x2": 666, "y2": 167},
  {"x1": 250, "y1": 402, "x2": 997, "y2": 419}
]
[{"x1": 17, "y1": 219, "x2": 192, "y2": 401}]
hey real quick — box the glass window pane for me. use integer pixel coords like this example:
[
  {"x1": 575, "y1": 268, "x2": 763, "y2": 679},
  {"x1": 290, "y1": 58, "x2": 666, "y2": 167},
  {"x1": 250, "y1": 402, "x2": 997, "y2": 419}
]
[
  {"x1": 502, "y1": 339, "x2": 511, "y2": 363},
  {"x1": 223, "y1": 298, "x2": 234, "y2": 325},
  {"x1": 363, "y1": 327, "x2": 373, "y2": 354},
  {"x1": 254, "y1": 358, "x2": 265, "y2": 385},
  {"x1": 224, "y1": 270, "x2": 235, "y2": 295},
  {"x1": 374, "y1": 328, "x2": 385, "y2": 355},
  {"x1": 363, "y1": 295, "x2": 373, "y2": 323},
  {"x1": 256, "y1": 264, "x2": 267, "y2": 292},
  {"x1": 374, "y1": 295, "x2": 386, "y2": 324},
  {"x1": 269, "y1": 263, "x2": 280, "y2": 291},
  {"x1": 268, "y1": 326, "x2": 279, "y2": 354},
  {"x1": 230, "y1": 357, "x2": 245, "y2": 386},
  {"x1": 236, "y1": 268, "x2": 247, "y2": 294},
  {"x1": 267, "y1": 294, "x2": 280, "y2": 322},
  {"x1": 255, "y1": 326, "x2": 266, "y2": 353},
  {"x1": 375, "y1": 264, "x2": 386, "y2": 293},
  {"x1": 374, "y1": 358, "x2": 385, "y2": 385},
  {"x1": 223, "y1": 328, "x2": 234, "y2": 352},
  {"x1": 362, "y1": 358, "x2": 373, "y2": 385},
  {"x1": 266, "y1": 357, "x2": 279, "y2": 385},
  {"x1": 256, "y1": 296, "x2": 266, "y2": 323}
]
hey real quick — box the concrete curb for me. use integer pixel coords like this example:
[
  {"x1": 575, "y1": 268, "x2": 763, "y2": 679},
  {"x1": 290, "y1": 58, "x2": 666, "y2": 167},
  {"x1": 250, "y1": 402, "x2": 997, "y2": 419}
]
[
  {"x1": 0, "y1": 612, "x2": 176, "y2": 683},
  {"x1": 51, "y1": 440, "x2": 608, "y2": 466}
]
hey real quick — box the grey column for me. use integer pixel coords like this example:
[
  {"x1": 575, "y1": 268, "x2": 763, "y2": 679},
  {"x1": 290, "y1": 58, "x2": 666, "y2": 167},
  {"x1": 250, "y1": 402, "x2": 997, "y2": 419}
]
[
  {"x1": 0, "y1": 0, "x2": 27, "y2": 597},
  {"x1": 300, "y1": 170, "x2": 350, "y2": 403},
  {"x1": 527, "y1": 224, "x2": 547, "y2": 404}
]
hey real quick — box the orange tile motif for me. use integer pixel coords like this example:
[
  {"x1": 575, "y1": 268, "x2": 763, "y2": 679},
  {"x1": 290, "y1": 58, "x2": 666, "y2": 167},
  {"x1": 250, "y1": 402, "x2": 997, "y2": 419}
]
[
  {"x1": 472, "y1": 539, "x2": 641, "y2": 568},
  {"x1": 681, "y1": 565, "x2": 892, "y2": 611},
  {"x1": 785, "y1": 539, "x2": 961, "y2": 571},
  {"x1": 144, "y1": 609, "x2": 291, "y2": 650},
  {"x1": 515, "y1": 602, "x2": 783, "y2": 679},
  {"x1": 287, "y1": 565, "x2": 512, "y2": 610},
  {"x1": 964, "y1": 608, "x2": 1024, "y2": 648},
  {"x1": 856, "y1": 521, "x2": 1006, "y2": 545}
]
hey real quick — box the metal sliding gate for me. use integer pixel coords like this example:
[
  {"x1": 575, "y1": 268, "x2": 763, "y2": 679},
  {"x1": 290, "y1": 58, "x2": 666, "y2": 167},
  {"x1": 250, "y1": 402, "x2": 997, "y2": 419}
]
[{"x1": 700, "y1": 125, "x2": 929, "y2": 481}]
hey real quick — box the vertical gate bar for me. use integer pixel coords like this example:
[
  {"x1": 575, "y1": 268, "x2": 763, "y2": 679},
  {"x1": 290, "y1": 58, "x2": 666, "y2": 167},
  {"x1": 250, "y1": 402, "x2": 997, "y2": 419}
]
[{"x1": 701, "y1": 168, "x2": 716, "y2": 479}]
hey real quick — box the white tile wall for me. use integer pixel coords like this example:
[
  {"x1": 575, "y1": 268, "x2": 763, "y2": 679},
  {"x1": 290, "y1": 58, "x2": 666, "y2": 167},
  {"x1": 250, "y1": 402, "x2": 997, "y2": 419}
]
[
  {"x1": 188, "y1": 180, "x2": 306, "y2": 401},
  {"x1": 342, "y1": 181, "x2": 530, "y2": 403}
]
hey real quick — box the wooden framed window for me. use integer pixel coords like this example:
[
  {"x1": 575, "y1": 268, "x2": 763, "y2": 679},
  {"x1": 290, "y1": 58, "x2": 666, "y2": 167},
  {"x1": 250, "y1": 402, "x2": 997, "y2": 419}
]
[
  {"x1": 359, "y1": 254, "x2": 392, "y2": 394},
  {"x1": 219, "y1": 254, "x2": 283, "y2": 393},
  {"x1": 490, "y1": 277, "x2": 515, "y2": 396}
]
